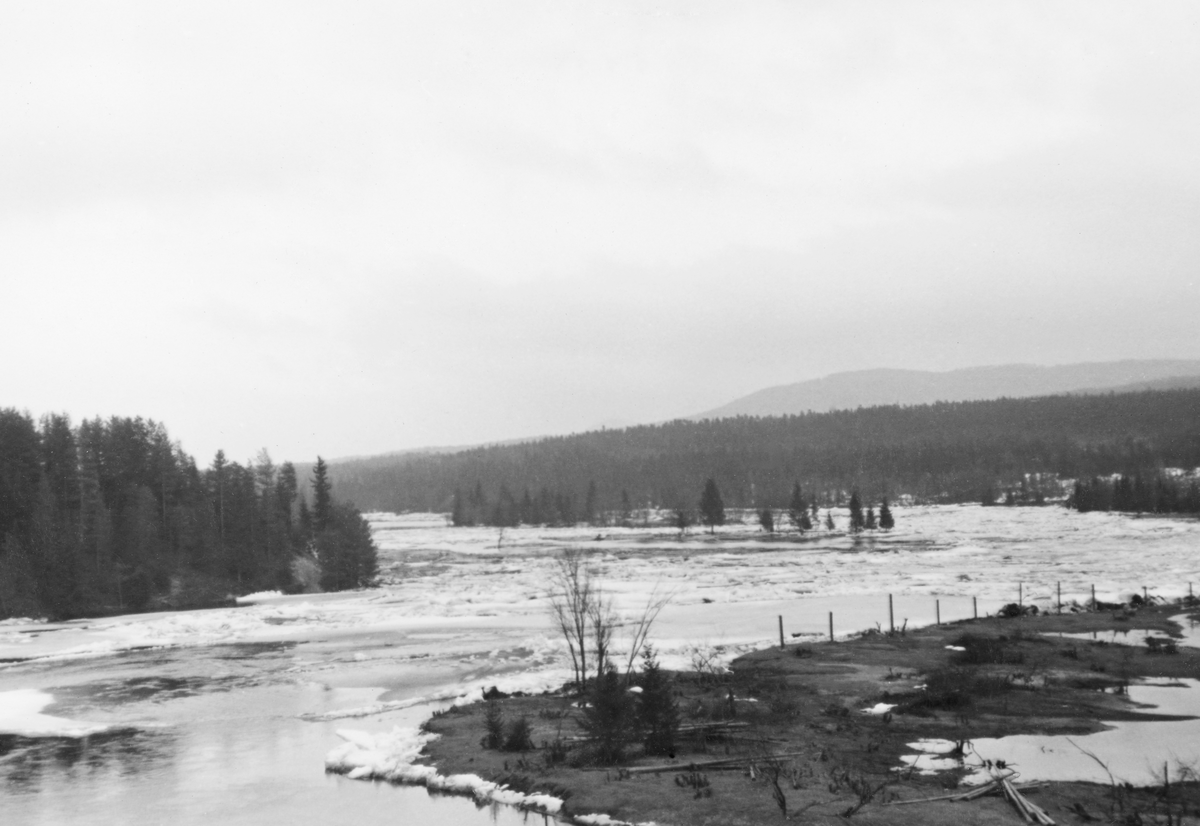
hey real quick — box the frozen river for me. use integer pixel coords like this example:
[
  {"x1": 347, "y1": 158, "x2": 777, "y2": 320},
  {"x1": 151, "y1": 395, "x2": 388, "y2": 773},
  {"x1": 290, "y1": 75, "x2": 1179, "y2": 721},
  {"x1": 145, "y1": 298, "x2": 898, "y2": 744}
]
[{"x1": 2, "y1": 505, "x2": 1198, "y2": 824}]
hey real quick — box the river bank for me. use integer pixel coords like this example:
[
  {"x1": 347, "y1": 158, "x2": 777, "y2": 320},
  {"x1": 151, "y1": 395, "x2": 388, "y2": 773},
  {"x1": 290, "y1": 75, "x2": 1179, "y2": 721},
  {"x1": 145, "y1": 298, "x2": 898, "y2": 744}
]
[{"x1": 407, "y1": 603, "x2": 1200, "y2": 825}]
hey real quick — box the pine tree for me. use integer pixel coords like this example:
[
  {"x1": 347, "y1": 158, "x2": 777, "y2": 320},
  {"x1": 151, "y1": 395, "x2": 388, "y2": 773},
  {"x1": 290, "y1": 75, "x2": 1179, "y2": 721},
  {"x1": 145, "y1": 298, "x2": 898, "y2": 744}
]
[
  {"x1": 698, "y1": 478, "x2": 725, "y2": 534},
  {"x1": 848, "y1": 490, "x2": 865, "y2": 533},
  {"x1": 316, "y1": 503, "x2": 379, "y2": 591},
  {"x1": 581, "y1": 667, "x2": 635, "y2": 764},
  {"x1": 788, "y1": 482, "x2": 806, "y2": 531},
  {"x1": 210, "y1": 450, "x2": 228, "y2": 546},
  {"x1": 672, "y1": 507, "x2": 691, "y2": 534},
  {"x1": 865, "y1": 506, "x2": 877, "y2": 530},
  {"x1": 311, "y1": 457, "x2": 332, "y2": 533},
  {"x1": 824, "y1": 510, "x2": 835, "y2": 530},
  {"x1": 637, "y1": 646, "x2": 679, "y2": 757},
  {"x1": 878, "y1": 498, "x2": 895, "y2": 530},
  {"x1": 275, "y1": 462, "x2": 298, "y2": 529},
  {"x1": 758, "y1": 508, "x2": 774, "y2": 532},
  {"x1": 585, "y1": 480, "x2": 598, "y2": 526}
]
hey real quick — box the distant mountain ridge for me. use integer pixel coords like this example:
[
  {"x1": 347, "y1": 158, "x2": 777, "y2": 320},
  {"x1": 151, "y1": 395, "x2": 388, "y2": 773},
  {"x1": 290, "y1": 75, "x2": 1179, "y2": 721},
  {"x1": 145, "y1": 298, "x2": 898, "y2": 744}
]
[{"x1": 692, "y1": 360, "x2": 1200, "y2": 420}]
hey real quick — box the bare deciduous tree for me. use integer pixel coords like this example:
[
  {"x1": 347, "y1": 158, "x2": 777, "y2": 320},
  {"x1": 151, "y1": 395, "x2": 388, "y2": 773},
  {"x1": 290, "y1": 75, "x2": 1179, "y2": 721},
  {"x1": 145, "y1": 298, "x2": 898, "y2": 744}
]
[
  {"x1": 548, "y1": 549, "x2": 592, "y2": 692},
  {"x1": 621, "y1": 583, "x2": 673, "y2": 678},
  {"x1": 549, "y1": 551, "x2": 674, "y2": 693},
  {"x1": 588, "y1": 587, "x2": 617, "y2": 677}
]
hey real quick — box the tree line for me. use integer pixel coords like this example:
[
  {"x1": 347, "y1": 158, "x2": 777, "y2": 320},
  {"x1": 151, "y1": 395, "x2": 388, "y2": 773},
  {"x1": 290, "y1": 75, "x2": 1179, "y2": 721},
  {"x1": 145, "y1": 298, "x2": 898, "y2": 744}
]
[
  {"x1": 1068, "y1": 472, "x2": 1200, "y2": 515},
  {"x1": 324, "y1": 389, "x2": 1200, "y2": 514},
  {"x1": 0, "y1": 409, "x2": 378, "y2": 620}
]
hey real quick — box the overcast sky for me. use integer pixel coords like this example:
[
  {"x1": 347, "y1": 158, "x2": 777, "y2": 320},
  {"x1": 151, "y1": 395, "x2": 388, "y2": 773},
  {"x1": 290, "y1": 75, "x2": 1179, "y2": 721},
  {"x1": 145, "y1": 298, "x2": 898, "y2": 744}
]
[{"x1": 3, "y1": 1, "x2": 1199, "y2": 464}]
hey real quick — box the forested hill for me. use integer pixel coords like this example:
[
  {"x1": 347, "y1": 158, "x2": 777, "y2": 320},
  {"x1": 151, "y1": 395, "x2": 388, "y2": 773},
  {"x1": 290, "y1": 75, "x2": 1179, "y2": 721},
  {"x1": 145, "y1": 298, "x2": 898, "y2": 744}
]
[{"x1": 328, "y1": 389, "x2": 1200, "y2": 514}]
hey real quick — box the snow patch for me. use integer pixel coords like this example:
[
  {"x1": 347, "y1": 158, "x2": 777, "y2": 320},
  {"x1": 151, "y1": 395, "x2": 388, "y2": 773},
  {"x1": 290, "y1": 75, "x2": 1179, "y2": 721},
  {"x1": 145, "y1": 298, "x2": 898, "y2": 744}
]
[
  {"x1": 326, "y1": 727, "x2": 564, "y2": 816},
  {"x1": 861, "y1": 702, "x2": 896, "y2": 715},
  {"x1": 235, "y1": 590, "x2": 285, "y2": 604},
  {"x1": 0, "y1": 689, "x2": 110, "y2": 738}
]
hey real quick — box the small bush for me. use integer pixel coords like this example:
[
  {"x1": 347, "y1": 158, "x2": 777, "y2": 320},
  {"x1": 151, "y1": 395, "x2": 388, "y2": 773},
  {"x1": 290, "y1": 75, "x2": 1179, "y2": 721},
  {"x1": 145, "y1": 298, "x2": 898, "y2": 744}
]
[
  {"x1": 503, "y1": 716, "x2": 534, "y2": 752},
  {"x1": 949, "y1": 634, "x2": 1025, "y2": 665},
  {"x1": 675, "y1": 771, "x2": 713, "y2": 799},
  {"x1": 544, "y1": 738, "x2": 570, "y2": 766},
  {"x1": 481, "y1": 701, "x2": 505, "y2": 749},
  {"x1": 909, "y1": 667, "x2": 1012, "y2": 710}
]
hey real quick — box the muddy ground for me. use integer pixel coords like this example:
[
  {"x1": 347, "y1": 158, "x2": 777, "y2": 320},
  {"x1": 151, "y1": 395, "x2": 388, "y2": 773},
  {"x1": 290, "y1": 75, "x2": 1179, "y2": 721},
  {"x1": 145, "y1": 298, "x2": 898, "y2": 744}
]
[{"x1": 421, "y1": 604, "x2": 1200, "y2": 824}]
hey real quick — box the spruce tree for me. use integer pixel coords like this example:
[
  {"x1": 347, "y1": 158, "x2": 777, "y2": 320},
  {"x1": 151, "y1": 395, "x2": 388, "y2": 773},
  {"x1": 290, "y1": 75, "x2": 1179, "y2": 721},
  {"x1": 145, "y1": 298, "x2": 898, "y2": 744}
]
[
  {"x1": 637, "y1": 646, "x2": 679, "y2": 757},
  {"x1": 865, "y1": 506, "x2": 877, "y2": 530},
  {"x1": 585, "y1": 480, "x2": 598, "y2": 526},
  {"x1": 878, "y1": 498, "x2": 895, "y2": 530},
  {"x1": 824, "y1": 510, "x2": 835, "y2": 530},
  {"x1": 581, "y1": 667, "x2": 635, "y2": 765},
  {"x1": 848, "y1": 490, "x2": 865, "y2": 533},
  {"x1": 312, "y1": 457, "x2": 333, "y2": 533},
  {"x1": 698, "y1": 478, "x2": 725, "y2": 534},
  {"x1": 275, "y1": 462, "x2": 298, "y2": 528},
  {"x1": 758, "y1": 508, "x2": 774, "y2": 532},
  {"x1": 788, "y1": 482, "x2": 806, "y2": 531}
]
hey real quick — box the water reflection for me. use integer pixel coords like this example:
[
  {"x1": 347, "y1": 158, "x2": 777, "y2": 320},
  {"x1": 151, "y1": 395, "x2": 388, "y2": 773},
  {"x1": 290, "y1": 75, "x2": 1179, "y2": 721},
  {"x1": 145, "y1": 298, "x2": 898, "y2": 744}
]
[
  {"x1": 901, "y1": 680, "x2": 1200, "y2": 786},
  {"x1": 1, "y1": 645, "x2": 554, "y2": 826},
  {"x1": 1, "y1": 727, "x2": 171, "y2": 793}
]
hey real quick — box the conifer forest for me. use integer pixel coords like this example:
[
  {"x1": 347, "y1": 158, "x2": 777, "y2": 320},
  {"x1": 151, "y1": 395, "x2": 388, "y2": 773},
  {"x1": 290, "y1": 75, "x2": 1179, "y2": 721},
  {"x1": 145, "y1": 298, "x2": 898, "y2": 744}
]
[{"x1": 0, "y1": 410, "x2": 378, "y2": 620}]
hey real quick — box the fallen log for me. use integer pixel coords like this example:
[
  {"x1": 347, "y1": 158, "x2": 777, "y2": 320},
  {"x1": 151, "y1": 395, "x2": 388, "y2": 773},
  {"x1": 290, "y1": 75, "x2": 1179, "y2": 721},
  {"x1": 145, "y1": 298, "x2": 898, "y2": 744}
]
[
  {"x1": 619, "y1": 750, "x2": 810, "y2": 775},
  {"x1": 884, "y1": 777, "x2": 1044, "y2": 807},
  {"x1": 1002, "y1": 779, "x2": 1034, "y2": 823},
  {"x1": 1002, "y1": 778, "x2": 1055, "y2": 825}
]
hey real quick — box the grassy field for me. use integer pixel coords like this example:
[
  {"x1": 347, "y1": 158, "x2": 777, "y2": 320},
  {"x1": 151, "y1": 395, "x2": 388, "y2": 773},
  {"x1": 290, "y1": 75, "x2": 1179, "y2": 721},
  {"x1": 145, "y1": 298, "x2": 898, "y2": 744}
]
[{"x1": 420, "y1": 603, "x2": 1200, "y2": 825}]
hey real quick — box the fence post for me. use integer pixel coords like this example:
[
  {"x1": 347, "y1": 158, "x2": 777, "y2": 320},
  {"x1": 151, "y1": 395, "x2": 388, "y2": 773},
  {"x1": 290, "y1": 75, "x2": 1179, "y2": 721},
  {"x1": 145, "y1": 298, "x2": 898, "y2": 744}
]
[
  {"x1": 828, "y1": 611, "x2": 834, "y2": 643},
  {"x1": 1091, "y1": 584, "x2": 1096, "y2": 610},
  {"x1": 1143, "y1": 586, "x2": 1148, "y2": 605},
  {"x1": 778, "y1": 615, "x2": 784, "y2": 650},
  {"x1": 935, "y1": 599, "x2": 940, "y2": 626},
  {"x1": 889, "y1": 594, "x2": 894, "y2": 634},
  {"x1": 973, "y1": 596, "x2": 978, "y2": 619},
  {"x1": 1057, "y1": 582, "x2": 1061, "y2": 615},
  {"x1": 1018, "y1": 582, "x2": 1022, "y2": 607}
]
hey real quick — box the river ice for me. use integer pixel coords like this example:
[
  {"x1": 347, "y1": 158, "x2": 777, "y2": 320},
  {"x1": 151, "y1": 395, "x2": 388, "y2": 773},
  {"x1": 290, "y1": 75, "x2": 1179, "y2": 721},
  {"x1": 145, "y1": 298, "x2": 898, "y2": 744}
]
[{"x1": 2, "y1": 504, "x2": 1198, "y2": 823}]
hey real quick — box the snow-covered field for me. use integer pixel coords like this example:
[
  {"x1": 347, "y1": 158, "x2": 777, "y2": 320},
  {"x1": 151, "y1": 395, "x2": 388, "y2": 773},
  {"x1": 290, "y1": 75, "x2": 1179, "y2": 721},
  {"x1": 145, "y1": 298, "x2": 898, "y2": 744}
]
[{"x1": 2, "y1": 505, "x2": 1199, "y2": 824}]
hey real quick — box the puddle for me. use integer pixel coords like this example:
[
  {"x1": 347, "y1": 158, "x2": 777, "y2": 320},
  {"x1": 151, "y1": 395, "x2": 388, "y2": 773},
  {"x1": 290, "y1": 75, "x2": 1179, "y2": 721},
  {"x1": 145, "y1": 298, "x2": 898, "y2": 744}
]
[
  {"x1": 1046, "y1": 613, "x2": 1200, "y2": 651},
  {"x1": 899, "y1": 679, "x2": 1200, "y2": 786}
]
